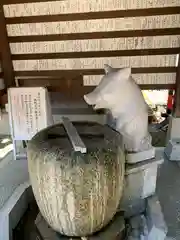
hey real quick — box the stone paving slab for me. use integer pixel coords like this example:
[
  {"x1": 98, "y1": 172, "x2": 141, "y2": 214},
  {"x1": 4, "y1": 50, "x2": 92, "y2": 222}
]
[
  {"x1": 0, "y1": 154, "x2": 29, "y2": 209},
  {"x1": 146, "y1": 195, "x2": 167, "y2": 240}
]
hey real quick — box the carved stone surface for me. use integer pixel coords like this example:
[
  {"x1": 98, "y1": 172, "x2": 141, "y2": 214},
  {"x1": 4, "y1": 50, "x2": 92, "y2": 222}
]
[
  {"x1": 84, "y1": 65, "x2": 152, "y2": 153},
  {"x1": 28, "y1": 122, "x2": 125, "y2": 237}
]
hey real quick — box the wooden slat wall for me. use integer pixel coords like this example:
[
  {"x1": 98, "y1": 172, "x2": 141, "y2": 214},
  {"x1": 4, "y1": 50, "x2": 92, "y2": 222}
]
[
  {"x1": 1, "y1": 0, "x2": 180, "y2": 93},
  {"x1": 0, "y1": 66, "x2": 4, "y2": 92},
  {"x1": 0, "y1": 3, "x2": 14, "y2": 88},
  {"x1": 0, "y1": 59, "x2": 6, "y2": 95}
]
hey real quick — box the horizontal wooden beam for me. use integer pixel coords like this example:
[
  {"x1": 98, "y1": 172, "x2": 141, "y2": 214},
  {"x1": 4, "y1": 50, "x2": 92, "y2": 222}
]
[
  {"x1": 2, "y1": 0, "x2": 60, "y2": 4},
  {"x1": 6, "y1": 7, "x2": 180, "y2": 24},
  {"x1": 11, "y1": 48, "x2": 180, "y2": 60},
  {"x1": 14, "y1": 67, "x2": 177, "y2": 77},
  {"x1": 50, "y1": 84, "x2": 175, "y2": 91},
  {"x1": 17, "y1": 77, "x2": 70, "y2": 82},
  {"x1": 19, "y1": 83, "x2": 175, "y2": 96},
  {"x1": 9, "y1": 28, "x2": 180, "y2": 43},
  {"x1": 140, "y1": 84, "x2": 175, "y2": 90},
  {"x1": 18, "y1": 78, "x2": 176, "y2": 90},
  {"x1": 48, "y1": 84, "x2": 175, "y2": 92}
]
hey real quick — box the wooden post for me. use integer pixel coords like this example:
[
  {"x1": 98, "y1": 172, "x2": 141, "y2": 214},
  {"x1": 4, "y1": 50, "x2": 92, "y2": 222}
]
[
  {"x1": 0, "y1": 4, "x2": 15, "y2": 88},
  {"x1": 173, "y1": 54, "x2": 180, "y2": 117}
]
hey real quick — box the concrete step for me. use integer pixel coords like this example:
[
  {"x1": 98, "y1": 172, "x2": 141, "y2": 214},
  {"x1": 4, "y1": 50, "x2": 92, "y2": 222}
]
[{"x1": 0, "y1": 153, "x2": 31, "y2": 240}]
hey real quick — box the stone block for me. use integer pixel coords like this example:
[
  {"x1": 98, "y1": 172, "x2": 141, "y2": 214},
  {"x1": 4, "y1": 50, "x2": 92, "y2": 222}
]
[
  {"x1": 140, "y1": 215, "x2": 149, "y2": 237},
  {"x1": 0, "y1": 153, "x2": 30, "y2": 240},
  {"x1": 165, "y1": 138, "x2": 180, "y2": 161},
  {"x1": 146, "y1": 195, "x2": 167, "y2": 240},
  {"x1": 0, "y1": 182, "x2": 30, "y2": 240},
  {"x1": 128, "y1": 208, "x2": 168, "y2": 240},
  {"x1": 166, "y1": 116, "x2": 180, "y2": 143},
  {"x1": 0, "y1": 156, "x2": 29, "y2": 209},
  {"x1": 120, "y1": 155, "x2": 163, "y2": 217},
  {"x1": 128, "y1": 214, "x2": 148, "y2": 240},
  {"x1": 119, "y1": 198, "x2": 146, "y2": 219}
]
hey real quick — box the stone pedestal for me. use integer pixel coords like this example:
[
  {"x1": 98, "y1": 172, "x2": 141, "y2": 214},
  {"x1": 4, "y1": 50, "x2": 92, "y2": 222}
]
[
  {"x1": 120, "y1": 153, "x2": 163, "y2": 218},
  {"x1": 35, "y1": 212, "x2": 125, "y2": 240}
]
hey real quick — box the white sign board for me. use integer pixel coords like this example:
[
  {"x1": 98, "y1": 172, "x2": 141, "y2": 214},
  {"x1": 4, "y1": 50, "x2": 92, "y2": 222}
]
[{"x1": 8, "y1": 87, "x2": 53, "y2": 140}]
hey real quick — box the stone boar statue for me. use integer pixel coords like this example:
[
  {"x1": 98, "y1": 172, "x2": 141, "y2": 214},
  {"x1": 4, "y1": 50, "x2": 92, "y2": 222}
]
[{"x1": 84, "y1": 65, "x2": 152, "y2": 153}]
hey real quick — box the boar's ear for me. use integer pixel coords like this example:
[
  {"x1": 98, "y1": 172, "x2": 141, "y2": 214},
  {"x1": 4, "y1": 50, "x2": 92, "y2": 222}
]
[
  {"x1": 116, "y1": 67, "x2": 131, "y2": 80},
  {"x1": 104, "y1": 64, "x2": 113, "y2": 74}
]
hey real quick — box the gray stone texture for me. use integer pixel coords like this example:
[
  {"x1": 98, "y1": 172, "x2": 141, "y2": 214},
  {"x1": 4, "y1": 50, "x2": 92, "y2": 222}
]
[
  {"x1": 120, "y1": 154, "x2": 163, "y2": 217},
  {"x1": 35, "y1": 213, "x2": 61, "y2": 240},
  {"x1": 88, "y1": 212, "x2": 125, "y2": 240},
  {"x1": 165, "y1": 138, "x2": 180, "y2": 161},
  {"x1": 35, "y1": 212, "x2": 125, "y2": 240},
  {"x1": 0, "y1": 153, "x2": 29, "y2": 209},
  {"x1": 126, "y1": 147, "x2": 155, "y2": 164},
  {"x1": 146, "y1": 195, "x2": 167, "y2": 240},
  {"x1": 119, "y1": 198, "x2": 146, "y2": 219},
  {"x1": 166, "y1": 117, "x2": 180, "y2": 142},
  {"x1": 128, "y1": 215, "x2": 148, "y2": 240}
]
